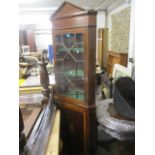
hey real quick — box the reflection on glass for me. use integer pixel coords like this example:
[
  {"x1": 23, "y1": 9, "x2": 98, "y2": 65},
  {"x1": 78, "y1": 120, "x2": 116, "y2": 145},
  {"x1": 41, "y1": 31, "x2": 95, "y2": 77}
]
[
  {"x1": 56, "y1": 45, "x2": 67, "y2": 59},
  {"x1": 63, "y1": 54, "x2": 75, "y2": 72},
  {"x1": 55, "y1": 60, "x2": 63, "y2": 73},
  {"x1": 70, "y1": 45, "x2": 84, "y2": 61},
  {"x1": 63, "y1": 33, "x2": 74, "y2": 48},
  {"x1": 55, "y1": 33, "x2": 85, "y2": 101}
]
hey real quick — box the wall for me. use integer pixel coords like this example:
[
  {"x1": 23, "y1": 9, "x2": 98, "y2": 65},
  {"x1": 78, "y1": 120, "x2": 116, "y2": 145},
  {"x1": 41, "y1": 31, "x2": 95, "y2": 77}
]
[
  {"x1": 96, "y1": 11, "x2": 106, "y2": 28},
  {"x1": 19, "y1": 12, "x2": 53, "y2": 52},
  {"x1": 107, "y1": 0, "x2": 135, "y2": 74},
  {"x1": 19, "y1": 12, "x2": 52, "y2": 51},
  {"x1": 35, "y1": 28, "x2": 52, "y2": 51},
  {"x1": 96, "y1": 11, "x2": 106, "y2": 64},
  {"x1": 127, "y1": 0, "x2": 134, "y2": 72},
  {"x1": 107, "y1": 3, "x2": 131, "y2": 53},
  {"x1": 19, "y1": 13, "x2": 52, "y2": 26},
  {"x1": 111, "y1": 6, "x2": 130, "y2": 53}
]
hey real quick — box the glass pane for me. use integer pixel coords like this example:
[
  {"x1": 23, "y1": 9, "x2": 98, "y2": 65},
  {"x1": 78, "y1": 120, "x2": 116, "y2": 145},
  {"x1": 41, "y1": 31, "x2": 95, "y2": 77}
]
[
  {"x1": 63, "y1": 33, "x2": 74, "y2": 48},
  {"x1": 55, "y1": 35, "x2": 61, "y2": 43},
  {"x1": 70, "y1": 44, "x2": 84, "y2": 61},
  {"x1": 64, "y1": 89, "x2": 84, "y2": 100},
  {"x1": 76, "y1": 33, "x2": 83, "y2": 43},
  {"x1": 70, "y1": 33, "x2": 84, "y2": 61},
  {"x1": 55, "y1": 60, "x2": 63, "y2": 73},
  {"x1": 56, "y1": 73, "x2": 69, "y2": 93},
  {"x1": 55, "y1": 32, "x2": 85, "y2": 101},
  {"x1": 56, "y1": 45, "x2": 67, "y2": 59}
]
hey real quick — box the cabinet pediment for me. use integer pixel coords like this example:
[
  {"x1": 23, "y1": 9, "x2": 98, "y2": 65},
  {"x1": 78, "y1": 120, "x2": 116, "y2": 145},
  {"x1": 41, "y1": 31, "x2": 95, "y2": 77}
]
[{"x1": 51, "y1": 2, "x2": 87, "y2": 19}]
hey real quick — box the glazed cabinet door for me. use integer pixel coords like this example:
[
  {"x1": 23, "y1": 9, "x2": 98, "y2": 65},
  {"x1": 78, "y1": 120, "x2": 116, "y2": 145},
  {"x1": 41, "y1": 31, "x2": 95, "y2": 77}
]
[{"x1": 53, "y1": 28, "x2": 86, "y2": 102}]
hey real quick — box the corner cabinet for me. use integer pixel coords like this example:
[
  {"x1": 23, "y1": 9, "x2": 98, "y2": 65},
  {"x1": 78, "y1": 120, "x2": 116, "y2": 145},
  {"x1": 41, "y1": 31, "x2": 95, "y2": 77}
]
[{"x1": 50, "y1": 2, "x2": 97, "y2": 155}]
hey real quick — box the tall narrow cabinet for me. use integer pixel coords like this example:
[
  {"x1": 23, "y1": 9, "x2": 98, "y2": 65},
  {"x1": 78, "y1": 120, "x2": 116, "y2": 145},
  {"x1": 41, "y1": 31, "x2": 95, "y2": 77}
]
[{"x1": 50, "y1": 2, "x2": 97, "y2": 155}]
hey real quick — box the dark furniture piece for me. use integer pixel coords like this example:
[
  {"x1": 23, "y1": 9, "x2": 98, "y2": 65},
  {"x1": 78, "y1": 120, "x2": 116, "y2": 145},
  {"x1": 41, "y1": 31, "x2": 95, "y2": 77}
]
[
  {"x1": 26, "y1": 29, "x2": 36, "y2": 52},
  {"x1": 19, "y1": 30, "x2": 27, "y2": 46},
  {"x1": 19, "y1": 29, "x2": 36, "y2": 52},
  {"x1": 50, "y1": 2, "x2": 97, "y2": 155}
]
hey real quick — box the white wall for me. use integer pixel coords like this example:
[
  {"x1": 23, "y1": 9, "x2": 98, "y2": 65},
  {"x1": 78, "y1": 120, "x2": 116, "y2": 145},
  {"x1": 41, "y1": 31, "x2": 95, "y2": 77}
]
[
  {"x1": 35, "y1": 29, "x2": 52, "y2": 51},
  {"x1": 19, "y1": 12, "x2": 53, "y2": 52},
  {"x1": 19, "y1": 13, "x2": 52, "y2": 27},
  {"x1": 97, "y1": 11, "x2": 106, "y2": 28}
]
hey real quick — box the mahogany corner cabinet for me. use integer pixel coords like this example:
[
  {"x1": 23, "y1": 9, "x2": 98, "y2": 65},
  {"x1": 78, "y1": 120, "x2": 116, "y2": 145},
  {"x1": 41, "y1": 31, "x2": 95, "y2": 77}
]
[{"x1": 50, "y1": 2, "x2": 97, "y2": 155}]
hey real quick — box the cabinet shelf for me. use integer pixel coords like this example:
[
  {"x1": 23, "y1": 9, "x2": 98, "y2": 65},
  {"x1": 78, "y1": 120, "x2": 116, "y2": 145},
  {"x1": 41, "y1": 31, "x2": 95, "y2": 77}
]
[
  {"x1": 63, "y1": 89, "x2": 84, "y2": 100},
  {"x1": 63, "y1": 73, "x2": 84, "y2": 92},
  {"x1": 56, "y1": 47, "x2": 84, "y2": 53},
  {"x1": 64, "y1": 69, "x2": 84, "y2": 77},
  {"x1": 71, "y1": 48, "x2": 83, "y2": 53}
]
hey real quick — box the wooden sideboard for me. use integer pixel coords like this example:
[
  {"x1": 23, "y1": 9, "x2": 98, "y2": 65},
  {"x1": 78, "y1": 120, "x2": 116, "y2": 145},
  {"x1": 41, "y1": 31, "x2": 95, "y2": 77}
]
[{"x1": 107, "y1": 50, "x2": 128, "y2": 77}]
